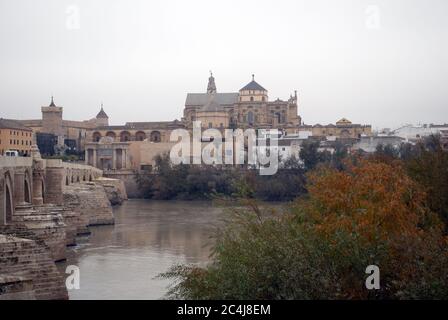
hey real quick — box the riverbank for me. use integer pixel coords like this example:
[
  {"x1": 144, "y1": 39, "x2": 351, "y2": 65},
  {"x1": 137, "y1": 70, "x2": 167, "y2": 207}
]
[
  {"x1": 0, "y1": 178, "x2": 123, "y2": 300},
  {"x1": 59, "y1": 200, "x2": 227, "y2": 299}
]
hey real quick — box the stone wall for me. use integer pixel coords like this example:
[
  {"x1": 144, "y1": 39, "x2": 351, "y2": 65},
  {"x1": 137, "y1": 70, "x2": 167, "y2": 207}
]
[
  {"x1": 0, "y1": 234, "x2": 68, "y2": 300},
  {"x1": 8, "y1": 206, "x2": 67, "y2": 262},
  {"x1": 94, "y1": 177, "x2": 128, "y2": 205},
  {"x1": 63, "y1": 183, "x2": 114, "y2": 226},
  {"x1": 0, "y1": 275, "x2": 35, "y2": 300},
  {"x1": 103, "y1": 171, "x2": 142, "y2": 198}
]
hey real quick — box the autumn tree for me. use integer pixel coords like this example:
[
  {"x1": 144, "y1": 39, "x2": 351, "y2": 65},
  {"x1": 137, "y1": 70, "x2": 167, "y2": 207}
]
[{"x1": 162, "y1": 159, "x2": 448, "y2": 299}]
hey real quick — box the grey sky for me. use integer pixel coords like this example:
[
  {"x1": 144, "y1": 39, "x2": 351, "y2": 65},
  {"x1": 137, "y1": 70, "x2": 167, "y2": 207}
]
[{"x1": 0, "y1": 0, "x2": 447, "y2": 130}]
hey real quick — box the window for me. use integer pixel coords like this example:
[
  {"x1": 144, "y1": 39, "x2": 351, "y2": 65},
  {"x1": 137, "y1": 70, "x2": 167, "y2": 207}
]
[
  {"x1": 247, "y1": 111, "x2": 254, "y2": 125},
  {"x1": 208, "y1": 122, "x2": 212, "y2": 128},
  {"x1": 250, "y1": 96, "x2": 254, "y2": 102}
]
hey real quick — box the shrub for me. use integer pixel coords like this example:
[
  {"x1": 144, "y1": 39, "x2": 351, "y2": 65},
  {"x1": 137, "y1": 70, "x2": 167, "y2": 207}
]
[{"x1": 161, "y1": 159, "x2": 448, "y2": 299}]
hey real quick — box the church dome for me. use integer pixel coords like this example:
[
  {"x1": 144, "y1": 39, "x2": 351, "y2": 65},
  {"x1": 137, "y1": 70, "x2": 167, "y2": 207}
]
[
  {"x1": 240, "y1": 75, "x2": 267, "y2": 91},
  {"x1": 96, "y1": 104, "x2": 109, "y2": 119}
]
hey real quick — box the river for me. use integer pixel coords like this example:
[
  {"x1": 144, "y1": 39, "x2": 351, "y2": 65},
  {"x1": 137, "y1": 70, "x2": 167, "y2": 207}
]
[{"x1": 58, "y1": 200, "x2": 226, "y2": 300}]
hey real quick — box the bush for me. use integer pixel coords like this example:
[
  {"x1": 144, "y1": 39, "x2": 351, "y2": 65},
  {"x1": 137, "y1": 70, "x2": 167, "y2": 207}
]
[{"x1": 161, "y1": 159, "x2": 448, "y2": 299}]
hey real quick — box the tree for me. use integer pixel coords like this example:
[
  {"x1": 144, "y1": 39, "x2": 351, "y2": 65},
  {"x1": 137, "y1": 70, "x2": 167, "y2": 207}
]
[
  {"x1": 161, "y1": 159, "x2": 448, "y2": 299},
  {"x1": 299, "y1": 140, "x2": 320, "y2": 171},
  {"x1": 405, "y1": 137, "x2": 448, "y2": 232}
]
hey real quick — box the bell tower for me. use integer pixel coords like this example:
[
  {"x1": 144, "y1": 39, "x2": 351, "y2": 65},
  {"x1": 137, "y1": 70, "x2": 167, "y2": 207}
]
[
  {"x1": 207, "y1": 71, "x2": 217, "y2": 94},
  {"x1": 41, "y1": 96, "x2": 63, "y2": 136}
]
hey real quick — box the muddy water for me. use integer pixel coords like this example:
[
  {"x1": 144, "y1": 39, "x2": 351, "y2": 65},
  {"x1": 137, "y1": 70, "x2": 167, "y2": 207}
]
[{"x1": 60, "y1": 200, "x2": 225, "y2": 300}]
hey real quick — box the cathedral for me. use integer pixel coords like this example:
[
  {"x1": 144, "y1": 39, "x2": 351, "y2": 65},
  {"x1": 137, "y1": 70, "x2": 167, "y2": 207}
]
[
  {"x1": 183, "y1": 73, "x2": 301, "y2": 130},
  {"x1": 9, "y1": 73, "x2": 372, "y2": 172}
]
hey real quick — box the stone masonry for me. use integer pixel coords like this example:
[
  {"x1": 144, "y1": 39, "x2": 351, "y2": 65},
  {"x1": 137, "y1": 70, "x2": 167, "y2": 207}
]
[
  {"x1": 0, "y1": 234, "x2": 68, "y2": 300},
  {"x1": 93, "y1": 177, "x2": 128, "y2": 206},
  {"x1": 63, "y1": 182, "x2": 115, "y2": 226}
]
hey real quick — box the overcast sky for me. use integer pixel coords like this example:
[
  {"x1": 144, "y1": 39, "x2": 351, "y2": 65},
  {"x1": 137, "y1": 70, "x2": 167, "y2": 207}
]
[{"x1": 0, "y1": 0, "x2": 447, "y2": 130}]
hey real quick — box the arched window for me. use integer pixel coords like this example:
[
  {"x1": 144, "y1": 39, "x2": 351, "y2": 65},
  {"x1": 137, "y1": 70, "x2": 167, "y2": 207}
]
[
  {"x1": 93, "y1": 132, "x2": 102, "y2": 142},
  {"x1": 275, "y1": 112, "x2": 281, "y2": 123},
  {"x1": 106, "y1": 131, "x2": 116, "y2": 140},
  {"x1": 150, "y1": 131, "x2": 161, "y2": 143},
  {"x1": 250, "y1": 97, "x2": 254, "y2": 102},
  {"x1": 135, "y1": 131, "x2": 147, "y2": 141},
  {"x1": 120, "y1": 131, "x2": 131, "y2": 142},
  {"x1": 248, "y1": 111, "x2": 254, "y2": 125}
]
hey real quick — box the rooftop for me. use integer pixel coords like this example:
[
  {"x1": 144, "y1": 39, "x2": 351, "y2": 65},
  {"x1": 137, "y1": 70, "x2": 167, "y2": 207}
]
[
  {"x1": 240, "y1": 75, "x2": 267, "y2": 91},
  {"x1": 96, "y1": 105, "x2": 109, "y2": 119},
  {"x1": 0, "y1": 118, "x2": 33, "y2": 131}
]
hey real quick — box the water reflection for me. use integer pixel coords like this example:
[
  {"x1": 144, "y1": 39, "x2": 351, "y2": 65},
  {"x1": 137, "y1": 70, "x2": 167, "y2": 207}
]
[{"x1": 59, "y1": 200, "x2": 225, "y2": 300}]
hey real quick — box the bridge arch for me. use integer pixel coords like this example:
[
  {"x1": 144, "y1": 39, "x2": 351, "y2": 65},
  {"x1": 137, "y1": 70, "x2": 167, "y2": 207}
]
[
  {"x1": 41, "y1": 177, "x2": 46, "y2": 204},
  {"x1": 24, "y1": 170, "x2": 32, "y2": 204},
  {"x1": 3, "y1": 172, "x2": 14, "y2": 224}
]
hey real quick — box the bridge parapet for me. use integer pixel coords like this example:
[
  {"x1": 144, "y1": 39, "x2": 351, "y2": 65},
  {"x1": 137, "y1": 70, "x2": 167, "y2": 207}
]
[{"x1": 1, "y1": 155, "x2": 103, "y2": 222}]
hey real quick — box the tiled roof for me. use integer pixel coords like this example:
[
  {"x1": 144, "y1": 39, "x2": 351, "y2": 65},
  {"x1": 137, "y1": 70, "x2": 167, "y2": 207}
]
[
  {"x1": 240, "y1": 80, "x2": 267, "y2": 91},
  {"x1": 0, "y1": 118, "x2": 33, "y2": 131},
  {"x1": 185, "y1": 93, "x2": 238, "y2": 107},
  {"x1": 96, "y1": 107, "x2": 108, "y2": 119}
]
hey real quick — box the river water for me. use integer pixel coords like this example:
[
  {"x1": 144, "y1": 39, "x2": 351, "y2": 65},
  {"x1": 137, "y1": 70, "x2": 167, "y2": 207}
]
[{"x1": 59, "y1": 200, "x2": 226, "y2": 300}]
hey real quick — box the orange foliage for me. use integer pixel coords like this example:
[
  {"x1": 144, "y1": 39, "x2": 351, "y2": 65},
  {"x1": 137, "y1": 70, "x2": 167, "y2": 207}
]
[{"x1": 305, "y1": 159, "x2": 440, "y2": 242}]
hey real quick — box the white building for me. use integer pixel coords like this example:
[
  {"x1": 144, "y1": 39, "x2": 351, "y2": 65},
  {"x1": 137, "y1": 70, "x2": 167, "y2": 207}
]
[
  {"x1": 352, "y1": 136, "x2": 405, "y2": 153},
  {"x1": 391, "y1": 124, "x2": 448, "y2": 142}
]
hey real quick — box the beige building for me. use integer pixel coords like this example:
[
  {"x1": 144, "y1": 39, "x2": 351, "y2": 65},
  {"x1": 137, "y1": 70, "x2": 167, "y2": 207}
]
[
  {"x1": 299, "y1": 118, "x2": 372, "y2": 139},
  {"x1": 183, "y1": 73, "x2": 301, "y2": 129},
  {"x1": 19, "y1": 97, "x2": 109, "y2": 151},
  {"x1": 13, "y1": 74, "x2": 372, "y2": 171},
  {"x1": 84, "y1": 74, "x2": 302, "y2": 171},
  {"x1": 85, "y1": 136, "x2": 131, "y2": 171},
  {"x1": 0, "y1": 118, "x2": 33, "y2": 156}
]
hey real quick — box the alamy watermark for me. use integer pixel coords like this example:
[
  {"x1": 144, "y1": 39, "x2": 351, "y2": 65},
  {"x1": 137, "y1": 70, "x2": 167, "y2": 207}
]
[
  {"x1": 365, "y1": 265, "x2": 380, "y2": 290},
  {"x1": 66, "y1": 265, "x2": 80, "y2": 290},
  {"x1": 169, "y1": 121, "x2": 279, "y2": 175},
  {"x1": 66, "y1": 5, "x2": 81, "y2": 30},
  {"x1": 365, "y1": 5, "x2": 381, "y2": 30}
]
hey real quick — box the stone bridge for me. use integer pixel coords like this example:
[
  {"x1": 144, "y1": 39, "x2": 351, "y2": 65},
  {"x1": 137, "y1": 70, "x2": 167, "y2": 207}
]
[
  {"x1": 0, "y1": 154, "x2": 102, "y2": 224},
  {"x1": 0, "y1": 147, "x2": 122, "y2": 300}
]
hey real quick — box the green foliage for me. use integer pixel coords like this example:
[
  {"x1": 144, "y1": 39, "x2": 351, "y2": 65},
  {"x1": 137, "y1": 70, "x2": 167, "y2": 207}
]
[
  {"x1": 161, "y1": 159, "x2": 448, "y2": 300},
  {"x1": 405, "y1": 139, "x2": 448, "y2": 232},
  {"x1": 135, "y1": 153, "x2": 307, "y2": 201},
  {"x1": 299, "y1": 140, "x2": 321, "y2": 171}
]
